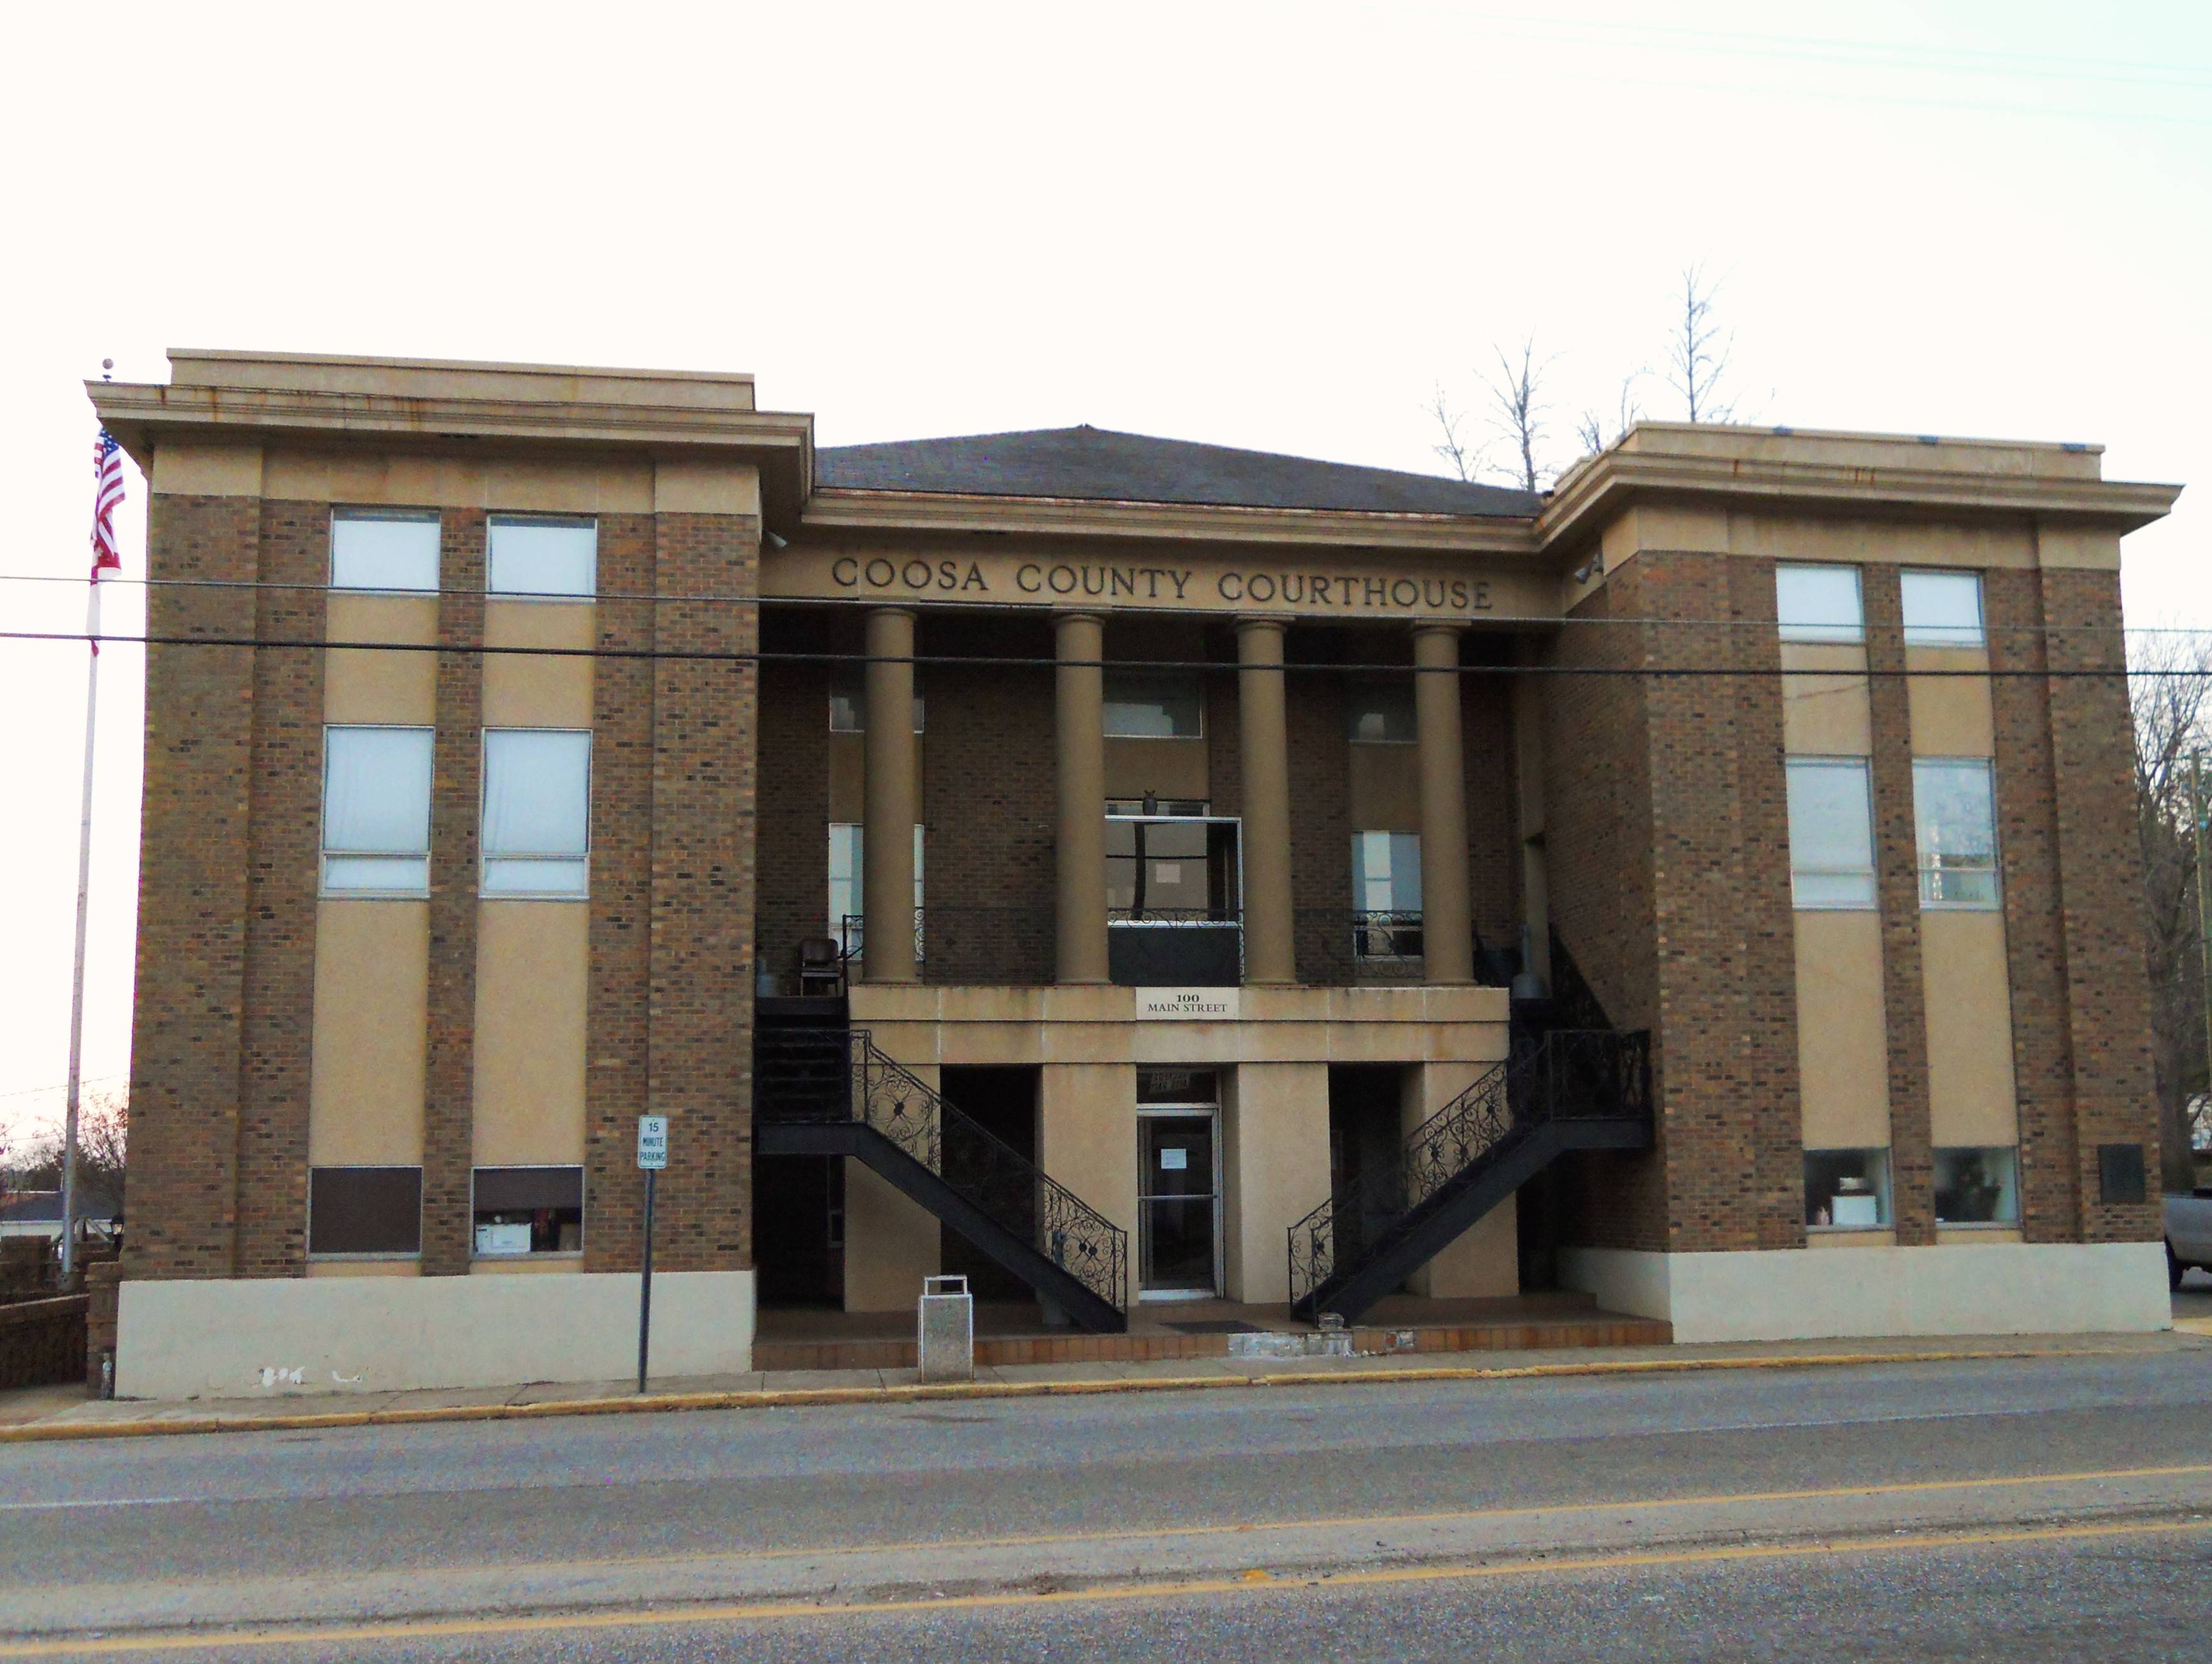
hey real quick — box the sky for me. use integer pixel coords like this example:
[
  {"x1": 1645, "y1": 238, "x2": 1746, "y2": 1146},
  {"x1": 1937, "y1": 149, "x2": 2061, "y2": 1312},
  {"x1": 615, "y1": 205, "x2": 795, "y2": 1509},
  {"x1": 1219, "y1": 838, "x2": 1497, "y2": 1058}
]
[{"x1": 1, "y1": 0, "x2": 2208, "y2": 1145}]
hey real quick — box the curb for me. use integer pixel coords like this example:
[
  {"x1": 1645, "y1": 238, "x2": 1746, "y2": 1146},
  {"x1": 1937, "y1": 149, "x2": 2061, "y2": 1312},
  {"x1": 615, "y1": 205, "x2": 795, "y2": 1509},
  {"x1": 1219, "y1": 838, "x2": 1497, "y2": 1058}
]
[{"x1": 0, "y1": 1343, "x2": 2152, "y2": 1445}]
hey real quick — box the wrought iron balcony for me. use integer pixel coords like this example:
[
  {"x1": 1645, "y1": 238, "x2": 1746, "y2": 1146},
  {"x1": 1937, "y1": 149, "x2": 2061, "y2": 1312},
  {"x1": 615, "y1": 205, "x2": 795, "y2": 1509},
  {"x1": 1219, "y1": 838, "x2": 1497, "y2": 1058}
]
[{"x1": 1107, "y1": 907, "x2": 1243, "y2": 987}]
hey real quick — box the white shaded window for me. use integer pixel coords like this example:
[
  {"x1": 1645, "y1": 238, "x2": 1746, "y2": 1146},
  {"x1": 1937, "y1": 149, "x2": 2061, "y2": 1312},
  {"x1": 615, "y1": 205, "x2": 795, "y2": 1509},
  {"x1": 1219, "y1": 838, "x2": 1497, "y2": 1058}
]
[
  {"x1": 1351, "y1": 830, "x2": 1423, "y2": 960},
  {"x1": 828, "y1": 823, "x2": 924, "y2": 958},
  {"x1": 1786, "y1": 758, "x2": 1877, "y2": 909},
  {"x1": 1901, "y1": 570, "x2": 1986, "y2": 648},
  {"x1": 321, "y1": 726, "x2": 433, "y2": 895},
  {"x1": 1103, "y1": 672, "x2": 1204, "y2": 738},
  {"x1": 482, "y1": 730, "x2": 591, "y2": 895},
  {"x1": 1934, "y1": 1147, "x2": 2019, "y2": 1226},
  {"x1": 1346, "y1": 681, "x2": 1416, "y2": 743},
  {"x1": 487, "y1": 515, "x2": 596, "y2": 598},
  {"x1": 1806, "y1": 1148, "x2": 1890, "y2": 1229},
  {"x1": 1776, "y1": 564, "x2": 1864, "y2": 644},
  {"x1": 828, "y1": 673, "x2": 924, "y2": 733},
  {"x1": 331, "y1": 510, "x2": 439, "y2": 593},
  {"x1": 1915, "y1": 758, "x2": 2000, "y2": 908}
]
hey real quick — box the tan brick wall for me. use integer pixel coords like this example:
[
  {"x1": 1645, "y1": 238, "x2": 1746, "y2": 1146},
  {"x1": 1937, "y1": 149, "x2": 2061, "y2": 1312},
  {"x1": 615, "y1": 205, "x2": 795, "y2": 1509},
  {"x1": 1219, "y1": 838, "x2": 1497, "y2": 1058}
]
[
  {"x1": 233, "y1": 502, "x2": 328, "y2": 1276},
  {"x1": 754, "y1": 654, "x2": 830, "y2": 983},
  {"x1": 583, "y1": 515, "x2": 658, "y2": 1272},
  {"x1": 422, "y1": 511, "x2": 485, "y2": 1275},
  {"x1": 124, "y1": 494, "x2": 260, "y2": 1280},
  {"x1": 645, "y1": 512, "x2": 759, "y2": 1271},
  {"x1": 1862, "y1": 566, "x2": 1938, "y2": 1246},
  {"x1": 2042, "y1": 566, "x2": 2162, "y2": 1243}
]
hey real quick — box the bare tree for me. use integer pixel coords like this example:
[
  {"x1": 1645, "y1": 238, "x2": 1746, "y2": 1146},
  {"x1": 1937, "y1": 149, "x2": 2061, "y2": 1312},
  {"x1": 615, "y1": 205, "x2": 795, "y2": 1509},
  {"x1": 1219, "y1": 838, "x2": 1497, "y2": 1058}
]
[
  {"x1": 1426, "y1": 383, "x2": 1478, "y2": 483},
  {"x1": 2132, "y1": 629, "x2": 2212, "y2": 1193},
  {"x1": 1478, "y1": 338, "x2": 1557, "y2": 494},
  {"x1": 1665, "y1": 263, "x2": 1736, "y2": 423},
  {"x1": 1575, "y1": 372, "x2": 1648, "y2": 458}
]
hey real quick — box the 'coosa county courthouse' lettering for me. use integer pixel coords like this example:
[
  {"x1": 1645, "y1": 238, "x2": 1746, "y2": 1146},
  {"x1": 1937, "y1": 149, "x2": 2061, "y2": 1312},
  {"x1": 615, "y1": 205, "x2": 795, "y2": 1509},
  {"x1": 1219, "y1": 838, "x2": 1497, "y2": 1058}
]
[{"x1": 829, "y1": 555, "x2": 1494, "y2": 613}]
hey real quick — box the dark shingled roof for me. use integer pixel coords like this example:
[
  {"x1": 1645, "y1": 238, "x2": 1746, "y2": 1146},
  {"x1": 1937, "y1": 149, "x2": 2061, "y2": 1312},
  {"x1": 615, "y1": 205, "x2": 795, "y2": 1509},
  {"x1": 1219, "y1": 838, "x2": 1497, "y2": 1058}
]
[{"x1": 816, "y1": 425, "x2": 1542, "y2": 519}]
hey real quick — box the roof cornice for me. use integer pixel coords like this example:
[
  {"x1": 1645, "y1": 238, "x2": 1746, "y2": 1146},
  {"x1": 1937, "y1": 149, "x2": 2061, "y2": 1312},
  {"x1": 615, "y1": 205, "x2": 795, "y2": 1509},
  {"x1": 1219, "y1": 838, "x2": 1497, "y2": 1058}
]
[
  {"x1": 88, "y1": 379, "x2": 817, "y2": 531},
  {"x1": 801, "y1": 486, "x2": 1543, "y2": 554},
  {"x1": 1539, "y1": 443, "x2": 2181, "y2": 549}
]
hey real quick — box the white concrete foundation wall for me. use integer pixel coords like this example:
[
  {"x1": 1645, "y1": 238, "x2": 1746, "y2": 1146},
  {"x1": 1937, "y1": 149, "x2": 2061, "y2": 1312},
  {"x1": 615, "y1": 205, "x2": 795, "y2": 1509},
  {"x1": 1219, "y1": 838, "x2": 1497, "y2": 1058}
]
[
  {"x1": 116, "y1": 1271, "x2": 755, "y2": 1399},
  {"x1": 1559, "y1": 1243, "x2": 2170, "y2": 1344}
]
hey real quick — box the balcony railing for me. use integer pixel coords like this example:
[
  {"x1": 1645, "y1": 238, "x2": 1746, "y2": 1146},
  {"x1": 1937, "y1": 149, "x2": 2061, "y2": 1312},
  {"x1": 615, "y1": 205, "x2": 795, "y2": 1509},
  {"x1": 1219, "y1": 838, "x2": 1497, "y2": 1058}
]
[
  {"x1": 1107, "y1": 908, "x2": 1243, "y2": 987},
  {"x1": 841, "y1": 909, "x2": 1054, "y2": 987},
  {"x1": 818, "y1": 907, "x2": 1518, "y2": 989}
]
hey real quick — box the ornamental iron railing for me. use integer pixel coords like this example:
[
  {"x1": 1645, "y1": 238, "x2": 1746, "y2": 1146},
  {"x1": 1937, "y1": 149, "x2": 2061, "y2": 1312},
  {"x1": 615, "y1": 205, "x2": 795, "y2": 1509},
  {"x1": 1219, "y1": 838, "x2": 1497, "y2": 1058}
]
[
  {"x1": 772, "y1": 1027, "x2": 1128, "y2": 1315},
  {"x1": 1107, "y1": 908, "x2": 1244, "y2": 987},
  {"x1": 1286, "y1": 1027, "x2": 1651, "y2": 1312}
]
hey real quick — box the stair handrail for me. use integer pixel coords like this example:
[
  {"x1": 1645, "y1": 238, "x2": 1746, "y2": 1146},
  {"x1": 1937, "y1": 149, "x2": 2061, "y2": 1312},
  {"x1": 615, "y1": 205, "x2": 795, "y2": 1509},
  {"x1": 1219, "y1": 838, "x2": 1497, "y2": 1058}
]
[
  {"x1": 1286, "y1": 1027, "x2": 1651, "y2": 1311},
  {"x1": 845, "y1": 1029, "x2": 1128, "y2": 1314}
]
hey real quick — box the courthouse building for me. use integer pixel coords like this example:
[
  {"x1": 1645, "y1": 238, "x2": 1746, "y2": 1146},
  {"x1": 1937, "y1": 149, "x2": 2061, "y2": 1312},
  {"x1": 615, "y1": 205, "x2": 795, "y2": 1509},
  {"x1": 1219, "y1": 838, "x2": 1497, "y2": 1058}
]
[{"x1": 92, "y1": 351, "x2": 2179, "y2": 1396}]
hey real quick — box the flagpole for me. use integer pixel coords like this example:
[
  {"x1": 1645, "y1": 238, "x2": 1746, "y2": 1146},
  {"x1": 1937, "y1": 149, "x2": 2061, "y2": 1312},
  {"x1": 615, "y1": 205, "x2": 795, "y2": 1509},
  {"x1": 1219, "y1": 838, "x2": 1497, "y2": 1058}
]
[{"x1": 61, "y1": 571, "x2": 101, "y2": 1283}]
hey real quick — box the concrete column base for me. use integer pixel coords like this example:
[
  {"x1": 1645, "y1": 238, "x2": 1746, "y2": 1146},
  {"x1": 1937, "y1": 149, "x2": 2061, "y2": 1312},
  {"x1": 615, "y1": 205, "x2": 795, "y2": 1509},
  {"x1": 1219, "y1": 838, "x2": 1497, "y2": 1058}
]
[
  {"x1": 1558, "y1": 1242, "x2": 2171, "y2": 1343},
  {"x1": 116, "y1": 1270, "x2": 756, "y2": 1399}
]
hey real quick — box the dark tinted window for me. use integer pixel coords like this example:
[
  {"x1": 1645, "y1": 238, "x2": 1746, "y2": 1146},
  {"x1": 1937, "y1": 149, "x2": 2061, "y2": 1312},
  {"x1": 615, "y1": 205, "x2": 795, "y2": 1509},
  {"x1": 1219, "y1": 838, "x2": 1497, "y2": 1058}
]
[{"x1": 309, "y1": 1167, "x2": 422, "y2": 1255}]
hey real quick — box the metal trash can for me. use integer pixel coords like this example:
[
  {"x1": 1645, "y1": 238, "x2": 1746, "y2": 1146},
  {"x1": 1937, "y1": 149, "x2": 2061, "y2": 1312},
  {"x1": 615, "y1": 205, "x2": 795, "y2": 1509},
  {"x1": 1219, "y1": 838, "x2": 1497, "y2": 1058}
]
[{"x1": 918, "y1": 1274, "x2": 974, "y2": 1383}]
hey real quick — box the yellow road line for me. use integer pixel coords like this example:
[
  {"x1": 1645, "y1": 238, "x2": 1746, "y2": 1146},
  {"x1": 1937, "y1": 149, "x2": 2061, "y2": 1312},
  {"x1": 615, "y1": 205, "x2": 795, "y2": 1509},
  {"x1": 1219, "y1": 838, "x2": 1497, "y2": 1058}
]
[
  {"x1": 364, "y1": 1459, "x2": 2212, "y2": 1584},
  {"x1": 2, "y1": 1515, "x2": 2204, "y2": 1657},
  {"x1": 0, "y1": 1341, "x2": 2157, "y2": 1444}
]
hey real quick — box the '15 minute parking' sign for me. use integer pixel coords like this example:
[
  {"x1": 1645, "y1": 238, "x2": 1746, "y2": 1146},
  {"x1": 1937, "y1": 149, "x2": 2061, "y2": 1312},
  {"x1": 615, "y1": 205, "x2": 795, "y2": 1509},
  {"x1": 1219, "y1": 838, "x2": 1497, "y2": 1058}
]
[{"x1": 636, "y1": 1115, "x2": 668, "y2": 1171}]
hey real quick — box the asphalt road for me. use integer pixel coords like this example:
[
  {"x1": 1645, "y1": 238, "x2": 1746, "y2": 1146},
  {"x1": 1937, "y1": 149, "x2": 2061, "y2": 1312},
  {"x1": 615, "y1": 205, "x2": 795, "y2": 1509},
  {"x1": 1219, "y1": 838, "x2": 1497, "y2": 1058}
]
[{"x1": 3, "y1": 1348, "x2": 2210, "y2": 1660}]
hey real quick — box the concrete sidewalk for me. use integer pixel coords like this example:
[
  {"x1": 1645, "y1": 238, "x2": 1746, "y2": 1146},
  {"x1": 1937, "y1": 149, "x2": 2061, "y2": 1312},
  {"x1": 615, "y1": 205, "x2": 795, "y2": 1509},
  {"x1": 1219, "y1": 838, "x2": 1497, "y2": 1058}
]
[{"x1": 3, "y1": 1327, "x2": 2204, "y2": 1443}]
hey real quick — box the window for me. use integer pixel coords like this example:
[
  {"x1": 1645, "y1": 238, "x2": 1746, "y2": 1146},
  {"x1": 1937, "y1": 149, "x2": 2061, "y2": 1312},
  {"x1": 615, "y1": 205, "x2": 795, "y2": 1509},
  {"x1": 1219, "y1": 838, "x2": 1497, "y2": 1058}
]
[
  {"x1": 482, "y1": 730, "x2": 591, "y2": 895},
  {"x1": 321, "y1": 726, "x2": 434, "y2": 895},
  {"x1": 1785, "y1": 758, "x2": 1877, "y2": 908},
  {"x1": 1934, "y1": 1147, "x2": 2019, "y2": 1226},
  {"x1": 1103, "y1": 672, "x2": 1204, "y2": 738},
  {"x1": 827, "y1": 674, "x2": 924, "y2": 734},
  {"x1": 487, "y1": 515, "x2": 596, "y2": 598},
  {"x1": 472, "y1": 1166, "x2": 584, "y2": 1256},
  {"x1": 827, "y1": 823, "x2": 924, "y2": 957},
  {"x1": 1346, "y1": 680, "x2": 1416, "y2": 743},
  {"x1": 1805, "y1": 1149, "x2": 1890, "y2": 1229},
  {"x1": 1352, "y1": 831, "x2": 1423, "y2": 959},
  {"x1": 1914, "y1": 759, "x2": 1999, "y2": 908},
  {"x1": 1901, "y1": 570, "x2": 1985, "y2": 648},
  {"x1": 1776, "y1": 564, "x2": 1864, "y2": 644},
  {"x1": 331, "y1": 510, "x2": 439, "y2": 593},
  {"x1": 309, "y1": 1167, "x2": 422, "y2": 1256}
]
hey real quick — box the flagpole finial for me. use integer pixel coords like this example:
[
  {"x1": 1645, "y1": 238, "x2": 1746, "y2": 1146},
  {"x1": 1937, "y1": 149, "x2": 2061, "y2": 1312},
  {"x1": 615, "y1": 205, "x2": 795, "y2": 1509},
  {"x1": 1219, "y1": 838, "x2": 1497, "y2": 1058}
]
[{"x1": 100, "y1": 359, "x2": 113, "y2": 382}]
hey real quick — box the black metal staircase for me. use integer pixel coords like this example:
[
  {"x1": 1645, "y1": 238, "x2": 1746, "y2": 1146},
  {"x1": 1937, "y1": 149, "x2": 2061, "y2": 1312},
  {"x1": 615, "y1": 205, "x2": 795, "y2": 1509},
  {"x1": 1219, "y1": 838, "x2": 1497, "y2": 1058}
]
[
  {"x1": 755, "y1": 1008, "x2": 1129, "y2": 1333},
  {"x1": 1287, "y1": 1027, "x2": 1651, "y2": 1324}
]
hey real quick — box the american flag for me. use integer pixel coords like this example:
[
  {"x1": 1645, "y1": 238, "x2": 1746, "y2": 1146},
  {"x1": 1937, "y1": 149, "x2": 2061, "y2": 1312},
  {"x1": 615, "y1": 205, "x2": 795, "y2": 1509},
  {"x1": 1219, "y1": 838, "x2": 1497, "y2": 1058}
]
[{"x1": 90, "y1": 429, "x2": 124, "y2": 577}]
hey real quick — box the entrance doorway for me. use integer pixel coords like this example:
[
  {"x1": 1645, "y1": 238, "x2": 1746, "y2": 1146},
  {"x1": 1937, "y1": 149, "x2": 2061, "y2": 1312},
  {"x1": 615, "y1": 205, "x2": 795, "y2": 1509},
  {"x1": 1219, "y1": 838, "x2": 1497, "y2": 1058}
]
[
  {"x1": 1137, "y1": 1068, "x2": 1221, "y2": 1298},
  {"x1": 938, "y1": 1065, "x2": 1040, "y2": 1304}
]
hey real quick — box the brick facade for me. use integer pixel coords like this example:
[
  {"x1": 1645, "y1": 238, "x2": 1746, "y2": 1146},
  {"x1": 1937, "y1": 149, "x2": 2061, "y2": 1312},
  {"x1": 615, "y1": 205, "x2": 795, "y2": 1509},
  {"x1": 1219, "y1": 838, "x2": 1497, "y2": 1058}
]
[
  {"x1": 421, "y1": 512, "x2": 485, "y2": 1276},
  {"x1": 123, "y1": 494, "x2": 261, "y2": 1281},
  {"x1": 584, "y1": 513, "x2": 660, "y2": 1273},
  {"x1": 232, "y1": 502, "x2": 327, "y2": 1276},
  {"x1": 644, "y1": 512, "x2": 760, "y2": 1271}
]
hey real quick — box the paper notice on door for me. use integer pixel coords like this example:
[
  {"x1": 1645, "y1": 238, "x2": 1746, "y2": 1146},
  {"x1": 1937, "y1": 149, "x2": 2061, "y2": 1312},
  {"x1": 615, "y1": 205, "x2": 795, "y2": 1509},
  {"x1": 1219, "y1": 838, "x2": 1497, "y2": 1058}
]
[{"x1": 1160, "y1": 1148, "x2": 1188, "y2": 1170}]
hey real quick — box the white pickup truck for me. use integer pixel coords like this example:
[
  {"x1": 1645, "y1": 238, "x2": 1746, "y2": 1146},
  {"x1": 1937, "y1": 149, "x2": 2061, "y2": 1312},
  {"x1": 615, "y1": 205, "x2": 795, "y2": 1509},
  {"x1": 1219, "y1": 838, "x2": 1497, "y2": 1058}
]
[{"x1": 2169, "y1": 1188, "x2": 2212, "y2": 1288}]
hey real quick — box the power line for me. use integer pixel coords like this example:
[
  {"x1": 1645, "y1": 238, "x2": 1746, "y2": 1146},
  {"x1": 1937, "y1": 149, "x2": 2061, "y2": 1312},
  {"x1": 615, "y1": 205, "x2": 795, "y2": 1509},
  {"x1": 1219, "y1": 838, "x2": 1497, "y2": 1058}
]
[
  {"x1": 0, "y1": 571, "x2": 2194, "y2": 638},
  {"x1": 0, "y1": 628, "x2": 2148, "y2": 679}
]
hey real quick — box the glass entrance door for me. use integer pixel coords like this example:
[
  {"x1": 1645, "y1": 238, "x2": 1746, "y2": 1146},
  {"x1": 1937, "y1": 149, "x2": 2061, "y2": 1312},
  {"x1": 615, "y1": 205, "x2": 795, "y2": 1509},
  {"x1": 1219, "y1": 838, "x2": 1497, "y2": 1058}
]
[{"x1": 1138, "y1": 1111, "x2": 1219, "y2": 1297}]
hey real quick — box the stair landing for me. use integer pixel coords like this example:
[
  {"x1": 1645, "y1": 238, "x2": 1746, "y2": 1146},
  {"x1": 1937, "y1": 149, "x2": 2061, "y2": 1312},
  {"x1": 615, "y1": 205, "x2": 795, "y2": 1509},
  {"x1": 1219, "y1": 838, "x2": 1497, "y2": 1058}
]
[{"x1": 753, "y1": 1292, "x2": 1669, "y2": 1373}]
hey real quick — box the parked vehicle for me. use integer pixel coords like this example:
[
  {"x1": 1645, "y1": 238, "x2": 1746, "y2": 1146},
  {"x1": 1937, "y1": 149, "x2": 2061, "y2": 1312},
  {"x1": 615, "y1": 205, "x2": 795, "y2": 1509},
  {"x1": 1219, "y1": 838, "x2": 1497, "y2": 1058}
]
[{"x1": 2167, "y1": 1188, "x2": 2212, "y2": 1288}]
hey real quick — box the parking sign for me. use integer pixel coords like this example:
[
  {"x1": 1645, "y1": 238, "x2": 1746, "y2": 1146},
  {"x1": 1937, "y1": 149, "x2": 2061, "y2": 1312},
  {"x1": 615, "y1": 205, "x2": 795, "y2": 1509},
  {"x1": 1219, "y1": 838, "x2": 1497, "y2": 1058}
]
[{"x1": 636, "y1": 1114, "x2": 669, "y2": 1170}]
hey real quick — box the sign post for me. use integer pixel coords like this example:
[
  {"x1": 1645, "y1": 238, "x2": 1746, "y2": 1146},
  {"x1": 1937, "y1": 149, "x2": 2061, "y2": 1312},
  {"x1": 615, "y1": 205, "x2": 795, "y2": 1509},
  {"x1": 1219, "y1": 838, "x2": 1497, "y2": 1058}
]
[{"x1": 635, "y1": 1114, "x2": 668, "y2": 1393}]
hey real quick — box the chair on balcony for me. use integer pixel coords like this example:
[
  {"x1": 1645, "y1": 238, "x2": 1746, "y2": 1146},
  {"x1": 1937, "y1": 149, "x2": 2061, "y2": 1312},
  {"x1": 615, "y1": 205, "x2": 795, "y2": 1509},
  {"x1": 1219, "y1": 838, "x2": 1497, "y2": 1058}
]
[{"x1": 795, "y1": 936, "x2": 844, "y2": 998}]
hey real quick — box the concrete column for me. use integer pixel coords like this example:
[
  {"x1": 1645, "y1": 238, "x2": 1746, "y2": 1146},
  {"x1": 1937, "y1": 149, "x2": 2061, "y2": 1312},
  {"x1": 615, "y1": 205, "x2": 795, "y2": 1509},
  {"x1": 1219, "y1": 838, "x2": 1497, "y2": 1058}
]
[
  {"x1": 1414, "y1": 624, "x2": 1475, "y2": 985},
  {"x1": 1236, "y1": 619, "x2": 1297, "y2": 985},
  {"x1": 862, "y1": 607, "x2": 918, "y2": 984},
  {"x1": 1054, "y1": 613, "x2": 1110, "y2": 984}
]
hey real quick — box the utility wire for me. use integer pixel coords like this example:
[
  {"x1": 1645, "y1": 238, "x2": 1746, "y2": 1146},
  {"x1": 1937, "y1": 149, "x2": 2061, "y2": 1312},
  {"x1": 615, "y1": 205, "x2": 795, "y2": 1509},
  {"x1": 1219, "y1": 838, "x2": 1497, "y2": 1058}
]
[
  {"x1": 0, "y1": 628, "x2": 2146, "y2": 679},
  {"x1": 0, "y1": 571, "x2": 2190, "y2": 638}
]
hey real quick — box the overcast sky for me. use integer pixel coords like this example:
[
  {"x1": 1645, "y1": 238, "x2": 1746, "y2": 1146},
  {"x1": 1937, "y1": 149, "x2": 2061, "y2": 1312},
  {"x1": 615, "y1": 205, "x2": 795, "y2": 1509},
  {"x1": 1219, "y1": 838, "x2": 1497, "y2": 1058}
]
[{"x1": 2, "y1": 1, "x2": 2208, "y2": 1143}]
